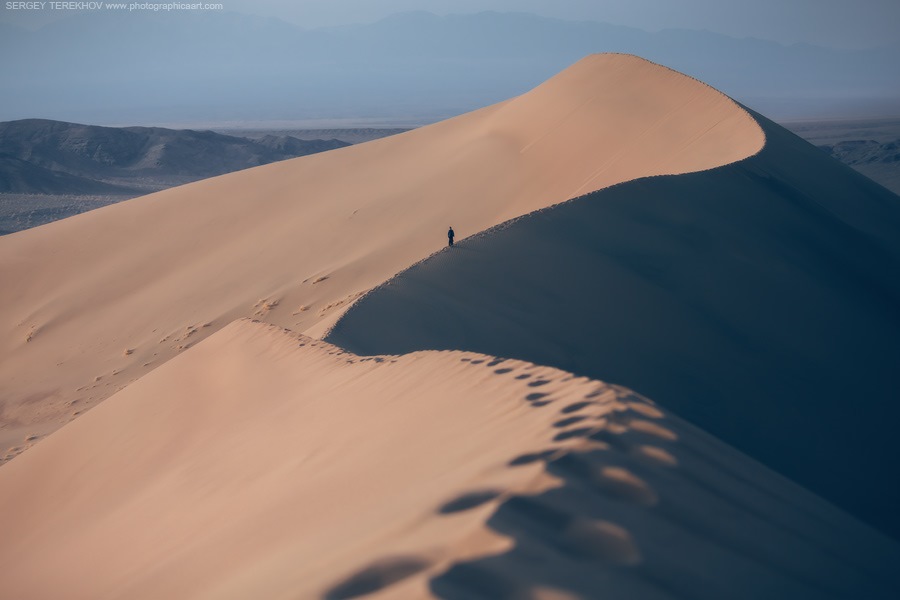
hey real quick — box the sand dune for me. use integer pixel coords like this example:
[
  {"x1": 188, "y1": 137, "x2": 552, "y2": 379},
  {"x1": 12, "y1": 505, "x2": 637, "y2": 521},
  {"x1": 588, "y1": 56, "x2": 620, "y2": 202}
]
[
  {"x1": 327, "y1": 108, "x2": 900, "y2": 537},
  {"x1": 0, "y1": 54, "x2": 762, "y2": 456},
  {"x1": 0, "y1": 318, "x2": 896, "y2": 599},
  {"x1": 3, "y1": 53, "x2": 898, "y2": 598}
]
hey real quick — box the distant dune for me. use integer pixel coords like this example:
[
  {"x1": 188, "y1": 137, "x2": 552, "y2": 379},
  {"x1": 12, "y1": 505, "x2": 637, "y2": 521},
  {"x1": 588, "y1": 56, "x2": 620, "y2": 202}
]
[{"x1": 1, "y1": 55, "x2": 898, "y2": 598}]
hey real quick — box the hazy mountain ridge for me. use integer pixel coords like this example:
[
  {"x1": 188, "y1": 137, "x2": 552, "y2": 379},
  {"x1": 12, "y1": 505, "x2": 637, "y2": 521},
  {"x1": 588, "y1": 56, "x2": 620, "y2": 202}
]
[
  {"x1": 0, "y1": 154, "x2": 137, "y2": 195},
  {"x1": 0, "y1": 118, "x2": 349, "y2": 234},
  {"x1": 819, "y1": 138, "x2": 900, "y2": 166},
  {"x1": 0, "y1": 118, "x2": 349, "y2": 193},
  {"x1": 817, "y1": 138, "x2": 900, "y2": 195},
  {"x1": 2, "y1": 10, "x2": 897, "y2": 123}
]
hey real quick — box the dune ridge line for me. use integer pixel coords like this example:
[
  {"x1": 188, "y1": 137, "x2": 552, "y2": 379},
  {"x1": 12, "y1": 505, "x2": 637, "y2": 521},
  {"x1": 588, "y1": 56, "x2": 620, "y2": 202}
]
[{"x1": 0, "y1": 54, "x2": 763, "y2": 454}]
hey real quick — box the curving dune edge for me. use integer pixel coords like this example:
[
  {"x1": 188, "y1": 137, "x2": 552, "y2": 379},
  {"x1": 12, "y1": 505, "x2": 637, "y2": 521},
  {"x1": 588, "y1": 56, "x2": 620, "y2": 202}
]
[
  {"x1": 2, "y1": 54, "x2": 899, "y2": 599},
  {"x1": 0, "y1": 54, "x2": 762, "y2": 453},
  {"x1": 1, "y1": 318, "x2": 898, "y2": 599}
]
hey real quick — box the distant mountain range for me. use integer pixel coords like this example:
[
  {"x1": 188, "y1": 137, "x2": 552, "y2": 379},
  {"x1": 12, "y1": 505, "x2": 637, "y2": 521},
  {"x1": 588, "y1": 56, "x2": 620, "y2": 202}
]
[
  {"x1": 1, "y1": 10, "x2": 898, "y2": 124},
  {"x1": 818, "y1": 138, "x2": 900, "y2": 195},
  {"x1": 0, "y1": 119, "x2": 348, "y2": 195},
  {"x1": 821, "y1": 138, "x2": 900, "y2": 165},
  {"x1": 0, "y1": 118, "x2": 348, "y2": 234}
]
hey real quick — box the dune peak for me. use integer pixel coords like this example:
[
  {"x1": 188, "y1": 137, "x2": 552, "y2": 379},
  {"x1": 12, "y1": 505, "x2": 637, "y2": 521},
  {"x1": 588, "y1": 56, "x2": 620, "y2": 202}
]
[{"x1": 0, "y1": 54, "x2": 764, "y2": 451}]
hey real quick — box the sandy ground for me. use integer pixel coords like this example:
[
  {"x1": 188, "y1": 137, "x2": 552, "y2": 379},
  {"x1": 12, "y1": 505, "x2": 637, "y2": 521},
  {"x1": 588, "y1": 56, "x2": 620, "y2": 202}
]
[
  {"x1": 0, "y1": 319, "x2": 896, "y2": 599},
  {"x1": 0, "y1": 54, "x2": 762, "y2": 458},
  {"x1": 2, "y1": 54, "x2": 898, "y2": 599}
]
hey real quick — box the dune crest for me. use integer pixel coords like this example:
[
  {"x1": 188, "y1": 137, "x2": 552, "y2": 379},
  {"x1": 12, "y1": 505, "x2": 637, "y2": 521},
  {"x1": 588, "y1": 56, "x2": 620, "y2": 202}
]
[
  {"x1": 0, "y1": 318, "x2": 897, "y2": 599},
  {"x1": 0, "y1": 54, "x2": 763, "y2": 451},
  {"x1": 327, "y1": 108, "x2": 900, "y2": 536}
]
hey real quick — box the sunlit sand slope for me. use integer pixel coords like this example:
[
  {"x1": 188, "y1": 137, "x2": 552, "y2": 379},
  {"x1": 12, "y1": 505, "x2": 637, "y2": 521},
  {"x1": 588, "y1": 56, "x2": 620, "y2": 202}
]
[
  {"x1": 0, "y1": 319, "x2": 896, "y2": 599},
  {"x1": 0, "y1": 54, "x2": 763, "y2": 456}
]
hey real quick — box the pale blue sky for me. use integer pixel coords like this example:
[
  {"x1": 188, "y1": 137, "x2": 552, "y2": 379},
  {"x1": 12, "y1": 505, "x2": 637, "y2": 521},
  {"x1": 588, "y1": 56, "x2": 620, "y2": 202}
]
[
  {"x1": 2, "y1": 0, "x2": 897, "y2": 123},
  {"x1": 2, "y1": 0, "x2": 899, "y2": 49},
  {"x1": 227, "y1": 0, "x2": 900, "y2": 49}
]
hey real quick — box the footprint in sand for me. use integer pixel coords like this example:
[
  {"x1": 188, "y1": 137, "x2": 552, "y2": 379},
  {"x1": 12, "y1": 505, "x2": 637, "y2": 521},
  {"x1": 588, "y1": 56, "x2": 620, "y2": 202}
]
[
  {"x1": 587, "y1": 429, "x2": 632, "y2": 452},
  {"x1": 528, "y1": 379, "x2": 551, "y2": 387},
  {"x1": 563, "y1": 517, "x2": 642, "y2": 565},
  {"x1": 508, "y1": 449, "x2": 558, "y2": 467},
  {"x1": 324, "y1": 557, "x2": 431, "y2": 600},
  {"x1": 585, "y1": 387, "x2": 616, "y2": 400},
  {"x1": 431, "y1": 563, "x2": 519, "y2": 600},
  {"x1": 500, "y1": 496, "x2": 641, "y2": 565},
  {"x1": 553, "y1": 416, "x2": 587, "y2": 428},
  {"x1": 632, "y1": 445, "x2": 678, "y2": 467},
  {"x1": 626, "y1": 402, "x2": 665, "y2": 419},
  {"x1": 438, "y1": 490, "x2": 502, "y2": 514},
  {"x1": 553, "y1": 427, "x2": 595, "y2": 442},
  {"x1": 627, "y1": 419, "x2": 678, "y2": 441},
  {"x1": 560, "y1": 401, "x2": 592, "y2": 414},
  {"x1": 591, "y1": 466, "x2": 658, "y2": 506}
]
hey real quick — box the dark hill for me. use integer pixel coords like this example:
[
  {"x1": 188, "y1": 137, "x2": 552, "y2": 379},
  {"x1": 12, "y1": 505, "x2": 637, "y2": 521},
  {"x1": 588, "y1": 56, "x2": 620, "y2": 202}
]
[
  {"x1": 0, "y1": 119, "x2": 349, "y2": 234},
  {"x1": 0, "y1": 154, "x2": 137, "y2": 195},
  {"x1": 0, "y1": 119, "x2": 349, "y2": 191},
  {"x1": 817, "y1": 139, "x2": 900, "y2": 194}
]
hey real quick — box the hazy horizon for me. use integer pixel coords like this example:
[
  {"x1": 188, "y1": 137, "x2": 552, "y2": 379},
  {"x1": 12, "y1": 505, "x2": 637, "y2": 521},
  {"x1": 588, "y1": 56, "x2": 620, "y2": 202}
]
[
  {"x1": 1, "y1": 3, "x2": 899, "y2": 126},
  {"x1": 3, "y1": 0, "x2": 900, "y2": 49}
]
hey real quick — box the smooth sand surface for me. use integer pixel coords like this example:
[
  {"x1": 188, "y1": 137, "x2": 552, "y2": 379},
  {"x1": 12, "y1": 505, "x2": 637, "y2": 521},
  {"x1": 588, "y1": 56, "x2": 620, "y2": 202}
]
[
  {"x1": 0, "y1": 55, "x2": 763, "y2": 455},
  {"x1": 0, "y1": 319, "x2": 897, "y2": 599}
]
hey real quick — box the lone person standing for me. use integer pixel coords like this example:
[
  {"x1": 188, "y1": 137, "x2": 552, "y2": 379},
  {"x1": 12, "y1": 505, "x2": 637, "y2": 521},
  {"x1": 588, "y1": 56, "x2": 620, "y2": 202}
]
[{"x1": 448, "y1": 226, "x2": 455, "y2": 247}]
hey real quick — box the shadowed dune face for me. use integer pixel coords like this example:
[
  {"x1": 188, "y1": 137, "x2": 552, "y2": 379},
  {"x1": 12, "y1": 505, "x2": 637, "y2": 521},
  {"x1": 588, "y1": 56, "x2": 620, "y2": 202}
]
[
  {"x1": 326, "y1": 110, "x2": 900, "y2": 538},
  {"x1": 0, "y1": 320, "x2": 897, "y2": 599},
  {"x1": 0, "y1": 54, "x2": 763, "y2": 453}
]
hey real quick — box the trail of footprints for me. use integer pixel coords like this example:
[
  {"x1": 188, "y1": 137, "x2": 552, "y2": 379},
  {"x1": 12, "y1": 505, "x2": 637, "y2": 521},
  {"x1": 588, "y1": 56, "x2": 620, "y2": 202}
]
[
  {"x1": 1, "y1": 433, "x2": 45, "y2": 464},
  {"x1": 324, "y1": 354, "x2": 680, "y2": 599}
]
